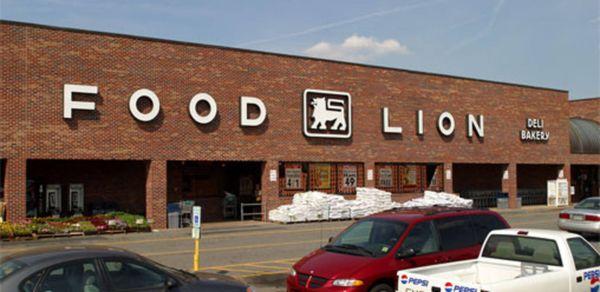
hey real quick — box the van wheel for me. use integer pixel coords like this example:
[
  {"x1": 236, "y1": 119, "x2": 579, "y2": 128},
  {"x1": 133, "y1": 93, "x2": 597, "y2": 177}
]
[{"x1": 370, "y1": 284, "x2": 394, "y2": 292}]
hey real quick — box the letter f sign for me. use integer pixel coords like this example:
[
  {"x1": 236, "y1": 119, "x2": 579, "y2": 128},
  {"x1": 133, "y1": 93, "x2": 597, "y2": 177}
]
[{"x1": 63, "y1": 84, "x2": 98, "y2": 119}]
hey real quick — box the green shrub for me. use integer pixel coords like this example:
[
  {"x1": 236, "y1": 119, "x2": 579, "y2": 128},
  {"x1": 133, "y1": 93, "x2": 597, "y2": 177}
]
[
  {"x1": 108, "y1": 212, "x2": 149, "y2": 229},
  {"x1": 77, "y1": 221, "x2": 97, "y2": 234},
  {"x1": 0, "y1": 223, "x2": 14, "y2": 238},
  {"x1": 13, "y1": 225, "x2": 32, "y2": 237}
]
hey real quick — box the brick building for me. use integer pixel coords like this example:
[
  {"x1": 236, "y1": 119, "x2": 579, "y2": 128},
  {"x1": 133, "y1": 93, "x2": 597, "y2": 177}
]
[{"x1": 1, "y1": 21, "x2": 598, "y2": 228}]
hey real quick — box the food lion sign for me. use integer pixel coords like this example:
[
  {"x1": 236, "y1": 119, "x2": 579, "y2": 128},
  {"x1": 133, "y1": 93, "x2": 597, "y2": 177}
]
[{"x1": 303, "y1": 89, "x2": 352, "y2": 139}]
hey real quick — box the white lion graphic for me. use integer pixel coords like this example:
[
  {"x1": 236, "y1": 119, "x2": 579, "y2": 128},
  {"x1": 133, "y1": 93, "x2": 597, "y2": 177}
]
[{"x1": 310, "y1": 97, "x2": 347, "y2": 131}]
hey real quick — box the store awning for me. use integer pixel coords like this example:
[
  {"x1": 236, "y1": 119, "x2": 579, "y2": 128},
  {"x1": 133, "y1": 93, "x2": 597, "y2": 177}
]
[{"x1": 570, "y1": 118, "x2": 600, "y2": 154}]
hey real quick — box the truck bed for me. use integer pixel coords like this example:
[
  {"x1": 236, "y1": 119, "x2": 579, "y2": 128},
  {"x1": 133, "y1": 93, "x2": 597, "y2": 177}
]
[{"x1": 407, "y1": 258, "x2": 559, "y2": 285}]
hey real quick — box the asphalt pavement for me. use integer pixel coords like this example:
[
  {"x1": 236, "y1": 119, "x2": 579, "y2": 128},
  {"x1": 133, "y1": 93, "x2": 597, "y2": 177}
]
[{"x1": 1, "y1": 207, "x2": 598, "y2": 292}]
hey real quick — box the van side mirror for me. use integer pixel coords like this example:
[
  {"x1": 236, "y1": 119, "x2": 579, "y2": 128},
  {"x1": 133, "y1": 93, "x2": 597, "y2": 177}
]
[
  {"x1": 396, "y1": 248, "x2": 416, "y2": 259},
  {"x1": 328, "y1": 237, "x2": 333, "y2": 243}
]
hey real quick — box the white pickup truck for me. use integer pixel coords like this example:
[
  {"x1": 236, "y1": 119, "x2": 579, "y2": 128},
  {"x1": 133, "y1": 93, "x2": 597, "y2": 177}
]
[{"x1": 396, "y1": 229, "x2": 600, "y2": 292}]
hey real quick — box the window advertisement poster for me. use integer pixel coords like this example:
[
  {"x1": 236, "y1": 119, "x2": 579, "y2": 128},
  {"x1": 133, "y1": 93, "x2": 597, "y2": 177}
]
[
  {"x1": 285, "y1": 166, "x2": 303, "y2": 190},
  {"x1": 342, "y1": 165, "x2": 358, "y2": 188},
  {"x1": 378, "y1": 167, "x2": 393, "y2": 188},
  {"x1": 313, "y1": 163, "x2": 331, "y2": 189},
  {"x1": 403, "y1": 165, "x2": 418, "y2": 186}
]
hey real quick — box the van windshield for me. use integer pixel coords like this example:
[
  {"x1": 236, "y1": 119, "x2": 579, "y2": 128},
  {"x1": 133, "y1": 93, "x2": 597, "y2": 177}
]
[
  {"x1": 323, "y1": 218, "x2": 407, "y2": 257},
  {"x1": 482, "y1": 235, "x2": 563, "y2": 266}
]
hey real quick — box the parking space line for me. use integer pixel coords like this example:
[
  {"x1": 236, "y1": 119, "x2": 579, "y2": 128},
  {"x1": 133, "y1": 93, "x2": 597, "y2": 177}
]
[
  {"x1": 240, "y1": 270, "x2": 290, "y2": 278},
  {"x1": 143, "y1": 239, "x2": 322, "y2": 257},
  {"x1": 204, "y1": 267, "x2": 261, "y2": 274},
  {"x1": 244, "y1": 263, "x2": 291, "y2": 271},
  {"x1": 198, "y1": 257, "x2": 300, "y2": 271}
]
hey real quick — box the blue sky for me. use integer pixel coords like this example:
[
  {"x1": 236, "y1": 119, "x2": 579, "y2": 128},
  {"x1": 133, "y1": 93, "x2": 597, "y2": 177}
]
[{"x1": 1, "y1": 0, "x2": 598, "y2": 99}]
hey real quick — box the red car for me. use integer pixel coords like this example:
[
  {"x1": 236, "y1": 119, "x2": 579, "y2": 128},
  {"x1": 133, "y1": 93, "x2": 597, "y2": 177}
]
[{"x1": 287, "y1": 207, "x2": 509, "y2": 292}]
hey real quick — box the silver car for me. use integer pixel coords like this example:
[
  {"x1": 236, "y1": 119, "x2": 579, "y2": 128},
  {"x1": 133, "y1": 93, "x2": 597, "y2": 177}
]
[{"x1": 558, "y1": 197, "x2": 600, "y2": 235}]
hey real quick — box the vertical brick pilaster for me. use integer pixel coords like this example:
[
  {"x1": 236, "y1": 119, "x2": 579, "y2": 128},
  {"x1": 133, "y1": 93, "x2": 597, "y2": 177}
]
[
  {"x1": 365, "y1": 161, "x2": 376, "y2": 188},
  {"x1": 443, "y1": 162, "x2": 453, "y2": 194},
  {"x1": 502, "y1": 163, "x2": 518, "y2": 208},
  {"x1": 146, "y1": 160, "x2": 167, "y2": 229},
  {"x1": 5, "y1": 158, "x2": 27, "y2": 223},
  {"x1": 261, "y1": 160, "x2": 279, "y2": 221}
]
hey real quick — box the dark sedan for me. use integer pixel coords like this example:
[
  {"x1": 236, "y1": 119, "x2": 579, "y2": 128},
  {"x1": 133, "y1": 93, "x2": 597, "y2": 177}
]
[{"x1": 0, "y1": 246, "x2": 252, "y2": 292}]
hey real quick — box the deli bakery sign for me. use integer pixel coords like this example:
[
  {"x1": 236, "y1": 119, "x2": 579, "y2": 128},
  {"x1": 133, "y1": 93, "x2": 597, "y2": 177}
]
[
  {"x1": 63, "y1": 85, "x2": 485, "y2": 140},
  {"x1": 520, "y1": 118, "x2": 550, "y2": 142}
]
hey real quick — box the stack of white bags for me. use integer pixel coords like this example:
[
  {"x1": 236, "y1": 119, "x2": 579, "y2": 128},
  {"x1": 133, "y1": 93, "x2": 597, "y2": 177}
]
[
  {"x1": 268, "y1": 188, "x2": 473, "y2": 223},
  {"x1": 402, "y1": 191, "x2": 473, "y2": 208}
]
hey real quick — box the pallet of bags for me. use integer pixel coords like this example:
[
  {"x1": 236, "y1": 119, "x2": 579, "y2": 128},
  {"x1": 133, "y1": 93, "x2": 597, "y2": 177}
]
[{"x1": 400, "y1": 191, "x2": 473, "y2": 208}]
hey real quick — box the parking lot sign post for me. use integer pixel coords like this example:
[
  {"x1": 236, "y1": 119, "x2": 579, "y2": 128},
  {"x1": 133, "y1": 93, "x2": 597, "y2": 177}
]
[{"x1": 192, "y1": 206, "x2": 201, "y2": 271}]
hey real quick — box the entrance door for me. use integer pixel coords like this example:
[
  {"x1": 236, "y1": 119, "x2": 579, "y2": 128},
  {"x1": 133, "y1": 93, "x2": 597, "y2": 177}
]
[
  {"x1": 69, "y1": 184, "x2": 84, "y2": 214},
  {"x1": 46, "y1": 184, "x2": 62, "y2": 215}
]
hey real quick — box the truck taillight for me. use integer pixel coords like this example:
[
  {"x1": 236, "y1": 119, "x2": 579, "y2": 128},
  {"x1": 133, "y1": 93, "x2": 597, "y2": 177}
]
[
  {"x1": 559, "y1": 213, "x2": 570, "y2": 219},
  {"x1": 585, "y1": 215, "x2": 600, "y2": 222}
]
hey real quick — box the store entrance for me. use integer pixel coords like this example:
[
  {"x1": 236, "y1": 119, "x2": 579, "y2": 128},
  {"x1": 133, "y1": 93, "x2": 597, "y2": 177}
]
[
  {"x1": 453, "y1": 164, "x2": 504, "y2": 208},
  {"x1": 517, "y1": 164, "x2": 562, "y2": 206},
  {"x1": 167, "y1": 161, "x2": 263, "y2": 223},
  {"x1": 571, "y1": 165, "x2": 599, "y2": 203}
]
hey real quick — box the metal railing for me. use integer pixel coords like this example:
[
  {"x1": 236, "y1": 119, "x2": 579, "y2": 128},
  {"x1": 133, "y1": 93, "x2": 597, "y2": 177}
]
[
  {"x1": 240, "y1": 203, "x2": 263, "y2": 221},
  {"x1": 460, "y1": 190, "x2": 507, "y2": 208},
  {"x1": 518, "y1": 189, "x2": 547, "y2": 206}
]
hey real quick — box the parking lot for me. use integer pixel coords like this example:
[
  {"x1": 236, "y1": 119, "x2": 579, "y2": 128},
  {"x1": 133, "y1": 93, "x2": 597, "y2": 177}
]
[{"x1": 1, "y1": 207, "x2": 598, "y2": 291}]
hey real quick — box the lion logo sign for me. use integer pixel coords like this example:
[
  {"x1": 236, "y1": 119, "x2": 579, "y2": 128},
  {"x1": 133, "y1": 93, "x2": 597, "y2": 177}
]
[
  {"x1": 303, "y1": 89, "x2": 352, "y2": 139},
  {"x1": 310, "y1": 97, "x2": 347, "y2": 131}
]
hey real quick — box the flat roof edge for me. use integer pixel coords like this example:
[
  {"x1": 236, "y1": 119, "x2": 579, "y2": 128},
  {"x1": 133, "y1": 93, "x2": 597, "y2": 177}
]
[
  {"x1": 1, "y1": 19, "x2": 569, "y2": 94},
  {"x1": 569, "y1": 97, "x2": 600, "y2": 102}
]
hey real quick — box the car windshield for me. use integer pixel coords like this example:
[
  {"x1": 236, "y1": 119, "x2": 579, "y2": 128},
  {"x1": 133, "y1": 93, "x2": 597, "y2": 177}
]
[
  {"x1": 0, "y1": 259, "x2": 26, "y2": 281},
  {"x1": 323, "y1": 218, "x2": 407, "y2": 257},
  {"x1": 575, "y1": 199, "x2": 600, "y2": 210}
]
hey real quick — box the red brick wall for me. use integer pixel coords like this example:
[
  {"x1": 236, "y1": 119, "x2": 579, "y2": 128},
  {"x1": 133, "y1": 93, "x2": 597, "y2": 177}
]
[
  {"x1": 569, "y1": 98, "x2": 599, "y2": 121},
  {"x1": 0, "y1": 22, "x2": 571, "y2": 164},
  {"x1": 1, "y1": 21, "x2": 592, "y2": 221}
]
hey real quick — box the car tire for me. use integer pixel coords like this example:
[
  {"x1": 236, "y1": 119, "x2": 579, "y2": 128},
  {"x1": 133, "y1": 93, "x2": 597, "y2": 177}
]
[{"x1": 370, "y1": 283, "x2": 394, "y2": 292}]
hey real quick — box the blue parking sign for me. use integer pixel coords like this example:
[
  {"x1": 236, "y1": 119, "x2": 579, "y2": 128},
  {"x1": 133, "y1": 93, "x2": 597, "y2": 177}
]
[{"x1": 192, "y1": 206, "x2": 201, "y2": 229}]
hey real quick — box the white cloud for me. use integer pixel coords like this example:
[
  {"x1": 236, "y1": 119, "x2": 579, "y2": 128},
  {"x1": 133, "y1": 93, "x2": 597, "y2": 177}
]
[{"x1": 304, "y1": 35, "x2": 410, "y2": 62}]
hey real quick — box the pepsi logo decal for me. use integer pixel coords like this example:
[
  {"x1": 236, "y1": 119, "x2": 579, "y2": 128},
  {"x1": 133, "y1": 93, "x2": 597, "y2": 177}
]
[
  {"x1": 443, "y1": 282, "x2": 477, "y2": 292},
  {"x1": 445, "y1": 282, "x2": 453, "y2": 292},
  {"x1": 401, "y1": 275, "x2": 408, "y2": 285},
  {"x1": 591, "y1": 277, "x2": 599, "y2": 292}
]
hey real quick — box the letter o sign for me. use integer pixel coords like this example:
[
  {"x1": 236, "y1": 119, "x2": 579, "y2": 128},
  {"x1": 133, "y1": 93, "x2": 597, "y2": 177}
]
[
  {"x1": 437, "y1": 111, "x2": 455, "y2": 136},
  {"x1": 189, "y1": 93, "x2": 217, "y2": 124},
  {"x1": 129, "y1": 89, "x2": 160, "y2": 122}
]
